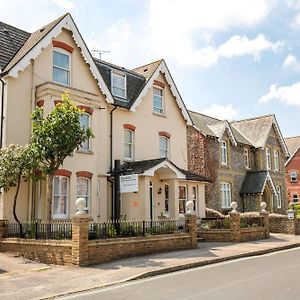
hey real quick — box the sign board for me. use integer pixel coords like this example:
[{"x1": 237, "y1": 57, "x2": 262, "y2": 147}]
[
  {"x1": 288, "y1": 211, "x2": 295, "y2": 220},
  {"x1": 120, "y1": 174, "x2": 139, "y2": 193}
]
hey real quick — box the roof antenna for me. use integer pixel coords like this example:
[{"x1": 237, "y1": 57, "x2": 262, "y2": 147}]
[{"x1": 91, "y1": 49, "x2": 111, "y2": 60}]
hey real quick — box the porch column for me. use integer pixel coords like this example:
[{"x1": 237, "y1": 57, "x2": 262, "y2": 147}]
[{"x1": 169, "y1": 179, "x2": 179, "y2": 219}]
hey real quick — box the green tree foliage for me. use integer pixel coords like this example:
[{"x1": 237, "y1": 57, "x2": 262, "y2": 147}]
[
  {"x1": 31, "y1": 93, "x2": 93, "y2": 220},
  {"x1": 0, "y1": 144, "x2": 39, "y2": 234}
]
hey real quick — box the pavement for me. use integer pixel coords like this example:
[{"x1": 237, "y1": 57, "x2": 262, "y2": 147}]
[{"x1": 1, "y1": 233, "x2": 300, "y2": 300}]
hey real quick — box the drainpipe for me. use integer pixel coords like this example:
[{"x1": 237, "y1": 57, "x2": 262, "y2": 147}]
[{"x1": 0, "y1": 75, "x2": 5, "y2": 149}]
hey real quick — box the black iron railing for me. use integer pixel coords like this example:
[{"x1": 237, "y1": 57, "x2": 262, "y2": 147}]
[
  {"x1": 3, "y1": 221, "x2": 72, "y2": 240},
  {"x1": 88, "y1": 219, "x2": 186, "y2": 240}
]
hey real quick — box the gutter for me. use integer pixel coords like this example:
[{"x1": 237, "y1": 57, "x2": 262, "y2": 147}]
[{"x1": 0, "y1": 74, "x2": 5, "y2": 149}]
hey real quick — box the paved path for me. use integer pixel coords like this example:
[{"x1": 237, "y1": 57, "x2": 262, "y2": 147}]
[
  {"x1": 1, "y1": 234, "x2": 300, "y2": 300},
  {"x1": 61, "y1": 247, "x2": 300, "y2": 300}
]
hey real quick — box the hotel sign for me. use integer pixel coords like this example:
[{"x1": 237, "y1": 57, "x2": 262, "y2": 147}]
[{"x1": 120, "y1": 174, "x2": 139, "y2": 193}]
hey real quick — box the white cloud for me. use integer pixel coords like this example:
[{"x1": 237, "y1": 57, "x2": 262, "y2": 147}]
[
  {"x1": 285, "y1": 0, "x2": 300, "y2": 10},
  {"x1": 201, "y1": 104, "x2": 239, "y2": 120},
  {"x1": 52, "y1": 0, "x2": 74, "y2": 9},
  {"x1": 283, "y1": 54, "x2": 300, "y2": 70},
  {"x1": 259, "y1": 82, "x2": 300, "y2": 107}
]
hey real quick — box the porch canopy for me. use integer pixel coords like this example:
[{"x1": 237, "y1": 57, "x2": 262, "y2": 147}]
[
  {"x1": 240, "y1": 171, "x2": 277, "y2": 195},
  {"x1": 122, "y1": 158, "x2": 210, "y2": 182}
]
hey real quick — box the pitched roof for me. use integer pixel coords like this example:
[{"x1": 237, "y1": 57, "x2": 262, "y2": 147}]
[
  {"x1": 122, "y1": 158, "x2": 211, "y2": 182},
  {"x1": 94, "y1": 58, "x2": 146, "y2": 109},
  {"x1": 2, "y1": 14, "x2": 67, "y2": 73},
  {"x1": 285, "y1": 136, "x2": 300, "y2": 156},
  {"x1": 133, "y1": 59, "x2": 163, "y2": 79},
  {"x1": 240, "y1": 171, "x2": 275, "y2": 195},
  {"x1": 0, "y1": 21, "x2": 30, "y2": 70}
]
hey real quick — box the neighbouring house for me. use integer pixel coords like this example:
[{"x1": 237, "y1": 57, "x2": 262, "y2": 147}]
[
  {"x1": 284, "y1": 136, "x2": 300, "y2": 204},
  {"x1": 187, "y1": 112, "x2": 289, "y2": 214},
  {"x1": 0, "y1": 13, "x2": 209, "y2": 222}
]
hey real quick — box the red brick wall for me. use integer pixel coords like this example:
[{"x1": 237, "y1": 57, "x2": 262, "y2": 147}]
[{"x1": 286, "y1": 148, "x2": 300, "y2": 203}]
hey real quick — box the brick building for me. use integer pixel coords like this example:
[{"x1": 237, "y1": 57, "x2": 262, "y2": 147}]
[
  {"x1": 188, "y1": 112, "x2": 289, "y2": 214},
  {"x1": 284, "y1": 136, "x2": 300, "y2": 204}
]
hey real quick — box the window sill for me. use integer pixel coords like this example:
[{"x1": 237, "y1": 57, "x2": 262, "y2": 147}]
[
  {"x1": 153, "y1": 112, "x2": 166, "y2": 118},
  {"x1": 77, "y1": 149, "x2": 93, "y2": 155},
  {"x1": 124, "y1": 158, "x2": 134, "y2": 162}
]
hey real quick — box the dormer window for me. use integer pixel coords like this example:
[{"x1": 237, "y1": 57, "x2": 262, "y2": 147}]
[
  {"x1": 112, "y1": 72, "x2": 126, "y2": 98},
  {"x1": 53, "y1": 49, "x2": 70, "y2": 86}
]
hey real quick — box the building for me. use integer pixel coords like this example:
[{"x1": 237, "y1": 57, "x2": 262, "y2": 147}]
[
  {"x1": 187, "y1": 112, "x2": 289, "y2": 214},
  {"x1": 285, "y1": 136, "x2": 300, "y2": 204},
  {"x1": 0, "y1": 13, "x2": 209, "y2": 222}
]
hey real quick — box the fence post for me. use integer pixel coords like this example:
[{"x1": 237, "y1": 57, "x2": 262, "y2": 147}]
[
  {"x1": 230, "y1": 212, "x2": 241, "y2": 242},
  {"x1": 185, "y1": 214, "x2": 197, "y2": 248},
  {"x1": 260, "y1": 211, "x2": 270, "y2": 238},
  {"x1": 0, "y1": 220, "x2": 7, "y2": 251}
]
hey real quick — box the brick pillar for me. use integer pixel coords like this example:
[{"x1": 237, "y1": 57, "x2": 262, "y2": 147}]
[
  {"x1": 289, "y1": 210, "x2": 297, "y2": 235},
  {"x1": 71, "y1": 215, "x2": 92, "y2": 266},
  {"x1": 260, "y1": 211, "x2": 270, "y2": 238},
  {"x1": 185, "y1": 214, "x2": 197, "y2": 248},
  {"x1": 0, "y1": 220, "x2": 7, "y2": 251},
  {"x1": 230, "y1": 212, "x2": 241, "y2": 242}
]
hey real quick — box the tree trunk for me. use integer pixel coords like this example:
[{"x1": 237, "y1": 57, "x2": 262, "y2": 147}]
[
  {"x1": 46, "y1": 173, "x2": 54, "y2": 221},
  {"x1": 13, "y1": 174, "x2": 23, "y2": 236}
]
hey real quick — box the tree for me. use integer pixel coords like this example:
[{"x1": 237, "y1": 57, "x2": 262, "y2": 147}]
[
  {"x1": 0, "y1": 144, "x2": 39, "y2": 234},
  {"x1": 31, "y1": 93, "x2": 93, "y2": 221}
]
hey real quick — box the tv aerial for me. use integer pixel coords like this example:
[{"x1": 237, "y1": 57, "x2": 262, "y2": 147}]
[{"x1": 91, "y1": 49, "x2": 111, "y2": 60}]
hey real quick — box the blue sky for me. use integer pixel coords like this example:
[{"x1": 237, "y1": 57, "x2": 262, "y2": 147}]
[{"x1": 1, "y1": 0, "x2": 300, "y2": 137}]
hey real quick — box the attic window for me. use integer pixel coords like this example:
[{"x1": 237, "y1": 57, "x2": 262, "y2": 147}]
[{"x1": 112, "y1": 71, "x2": 126, "y2": 99}]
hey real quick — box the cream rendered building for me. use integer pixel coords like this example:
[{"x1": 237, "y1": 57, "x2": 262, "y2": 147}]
[{"x1": 0, "y1": 13, "x2": 209, "y2": 222}]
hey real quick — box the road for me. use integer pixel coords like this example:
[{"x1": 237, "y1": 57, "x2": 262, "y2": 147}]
[{"x1": 60, "y1": 247, "x2": 300, "y2": 300}]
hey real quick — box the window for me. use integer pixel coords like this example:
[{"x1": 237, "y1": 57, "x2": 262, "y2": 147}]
[
  {"x1": 276, "y1": 186, "x2": 282, "y2": 209},
  {"x1": 112, "y1": 72, "x2": 126, "y2": 98},
  {"x1": 164, "y1": 185, "x2": 169, "y2": 214},
  {"x1": 192, "y1": 186, "x2": 197, "y2": 212},
  {"x1": 290, "y1": 171, "x2": 298, "y2": 182},
  {"x1": 124, "y1": 129, "x2": 134, "y2": 160},
  {"x1": 153, "y1": 87, "x2": 164, "y2": 114},
  {"x1": 79, "y1": 114, "x2": 90, "y2": 151},
  {"x1": 159, "y1": 136, "x2": 169, "y2": 158},
  {"x1": 53, "y1": 50, "x2": 70, "y2": 86},
  {"x1": 221, "y1": 182, "x2": 231, "y2": 208},
  {"x1": 244, "y1": 148, "x2": 250, "y2": 168},
  {"x1": 53, "y1": 176, "x2": 69, "y2": 219},
  {"x1": 293, "y1": 194, "x2": 299, "y2": 203},
  {"x1": 266, "y1": 148, "x2": 271, "y2": 170},
  {"x1": 221, "y1": 140, "x2": 228, "y2": 165},
  {"x1": 178, "y1": 185, "x2": 187, "y2": 214},
  {"x1": 77, "y1": 177, "x2": 90, "y2": 213},
  {"x1": 274, "y1": 150, "x2": 279, "y2": 171}
]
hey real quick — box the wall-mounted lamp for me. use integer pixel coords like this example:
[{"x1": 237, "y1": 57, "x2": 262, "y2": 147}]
[{"x1": 158, "y1": 187, "x2": 162, "y2": 194}]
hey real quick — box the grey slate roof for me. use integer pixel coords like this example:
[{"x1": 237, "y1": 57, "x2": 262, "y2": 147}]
[
  {"x1": 240, "y1": 171, "x2": 268, "y2": 194},
  {"x1": 285, "y1": 136, "x2": 300, "y2": 156},
  {"x1": 122, "y1": 158, "x2": 211, "y2": 182},
  {"x1": 94, "y1": 58, "x2": 146, "y2": 109},
  {"x1": 0, "y1": 21, "x2": 30, "y2": 70}
]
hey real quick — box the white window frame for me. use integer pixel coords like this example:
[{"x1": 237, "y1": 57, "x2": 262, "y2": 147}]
[
  {"x1": 164, "y1": 184, "x2": 170, "y2": 215},
  {"x1": 290, "y1": 171, "x2": 298, "y2": 182},
  {"x1": 292, "y1": 194, "x2": 299, "y2": 203},
  {"x1": 52, "y1": 176, "x2": 69, "y2": 219},
  {"x1": 221, "y1": 140, "x2": 228, "y2": 165},
  {"x1": 178, "y1": 185, "x2": 187, "y2": 215},
  {"x1": 274, "y1": 150, "x2": 279, "y2": 171},
  {"x1": 244, "y1": 148, "x2": 250, "y2": 169},
  {"x1": 276, "y1": 186, "x2": 282, "y2": 209},
  {"x1": 79, "y1": 113, "x2": 91, "y2": 151},
  {"x1": 221, "y1": 182, "x2": 231, "y2": 209},
  {"x1": 159, "y1": 136, "x2": 169, "y2": 158},
  {"x1": 53, "y1": 48, "x2": 71, "y2": 86},
  {"x1": 192, "y1": 186, "x2": 198, "y2": 212},
  {"x1": 77, "y1": 177, "x2": 91, "y2": 213},
  {"x1": 111, "y1": 71, "x2": 126, "y2": 99},
  {"x1": 153, "y1": 86, "x2": 164, "y2": 115},
  {"x1": 124, "y1": 129, "x2": 134, "y2": 161},
  {"x1": 266, "y1": 148, "x2": 271, "y2": 170}
]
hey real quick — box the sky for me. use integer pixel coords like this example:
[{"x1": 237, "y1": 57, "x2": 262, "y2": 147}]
[{"x1": 0, "y1": 0, "x2": 300, "y2": 137}]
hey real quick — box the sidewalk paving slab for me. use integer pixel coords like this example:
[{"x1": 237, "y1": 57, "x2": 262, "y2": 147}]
[{"x1": 1, "y1": 234, "x2": 300, "y2": 300}]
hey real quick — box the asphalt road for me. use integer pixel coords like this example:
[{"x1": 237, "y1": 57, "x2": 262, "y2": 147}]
[{"x1": 60, "y1": 247, "x2": 300, "y2": 300}]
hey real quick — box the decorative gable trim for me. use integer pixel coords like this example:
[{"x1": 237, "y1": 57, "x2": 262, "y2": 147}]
[
  {"x1": 130, "y1": 60, "x2": 192, "y2": 125},
  {"x1": 5, "y1": 14, "x2": 114, "y2": 104},
  {"x1": 52, "y1": 40, "x2": 74, "y2": 53},
  {"x1": 262, "y1": 171, "x2": 277, "y2": 196}
]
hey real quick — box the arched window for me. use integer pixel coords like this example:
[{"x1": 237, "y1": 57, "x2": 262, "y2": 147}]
[
  {"x1": 159, "y1": 136, "x2": 169, "y2": 158},
  {"x1": 52, "y1": 176, "x2": 69, "y2": 219},
  {"x1": 77, "y1": 177, "x2": 91, "y2": 213},
  {"x1": 124, "y1": 129, "x2": 134, "y2": 160}
]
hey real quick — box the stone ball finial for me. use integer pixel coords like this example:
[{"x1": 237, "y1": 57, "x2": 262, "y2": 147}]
[
  {"x1": 185, "y1": 200, "x2": 194, "y2": 215},
  {"x1": 260, "y1": 201, "x2": 267, "y2": 212},
  {"x1": 75, "y1": 197, "x2": 86, "y2": 215},
  {"x1": 231, "y1": 201, "x2": 238, "y2": 213}
]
